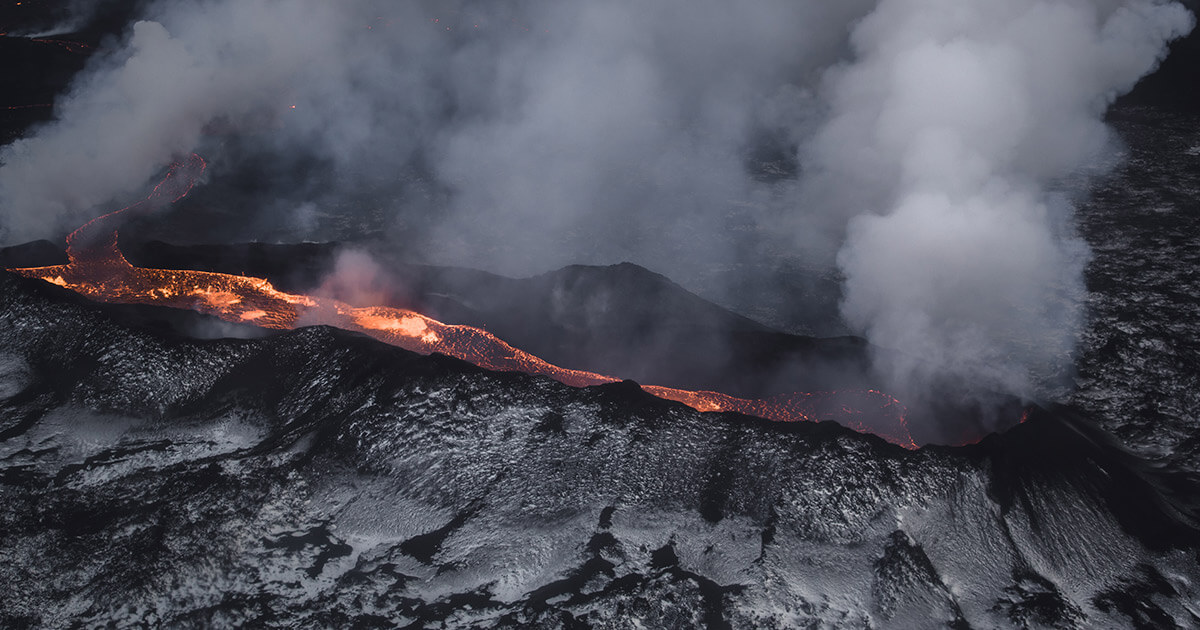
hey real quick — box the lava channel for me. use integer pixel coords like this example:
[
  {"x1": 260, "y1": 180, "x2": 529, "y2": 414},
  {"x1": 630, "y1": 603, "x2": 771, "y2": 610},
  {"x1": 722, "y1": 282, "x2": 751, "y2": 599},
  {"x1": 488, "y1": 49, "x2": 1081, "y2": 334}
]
[{"x1": 8, "y1": 154, "x2": 918, "y2": 449}]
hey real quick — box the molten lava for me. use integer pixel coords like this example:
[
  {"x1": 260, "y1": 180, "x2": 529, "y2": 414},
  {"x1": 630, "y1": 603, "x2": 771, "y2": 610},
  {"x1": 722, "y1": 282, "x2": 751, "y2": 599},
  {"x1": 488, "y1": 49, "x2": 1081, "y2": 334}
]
[{"x1": 8, "y1": 155, "x2": 918, "y2": 448}]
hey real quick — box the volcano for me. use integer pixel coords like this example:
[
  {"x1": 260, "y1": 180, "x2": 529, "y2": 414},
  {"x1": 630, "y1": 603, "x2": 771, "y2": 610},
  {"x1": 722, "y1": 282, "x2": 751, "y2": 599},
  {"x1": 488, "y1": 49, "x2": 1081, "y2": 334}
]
[
  {"x1": 6, "y1": 155, "x2": 938, "y2": 448},
  {"x1": 3, "y1": 1, "x2": 1200, "y2": 628},
  {"x1": 0, "y1": 270, "x2": 1198, "y2": 627},
  {"x1": 1, "y1": 174, "x2": 1198, "y2": 624}
]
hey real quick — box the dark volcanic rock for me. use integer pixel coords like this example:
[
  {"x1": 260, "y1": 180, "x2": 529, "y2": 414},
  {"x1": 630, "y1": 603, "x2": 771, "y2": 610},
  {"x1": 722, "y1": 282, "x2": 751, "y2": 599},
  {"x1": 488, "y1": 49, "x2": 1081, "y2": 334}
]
[
  {"x1": 0, "y1": 272, "x2": 1196, "y2": 629},
  {"x1": 0, "y1": 239, "x2": 67, "y2": 268},
  {"x1": 1071, "y1": 110, "x2": 1200, "y2": 476}
]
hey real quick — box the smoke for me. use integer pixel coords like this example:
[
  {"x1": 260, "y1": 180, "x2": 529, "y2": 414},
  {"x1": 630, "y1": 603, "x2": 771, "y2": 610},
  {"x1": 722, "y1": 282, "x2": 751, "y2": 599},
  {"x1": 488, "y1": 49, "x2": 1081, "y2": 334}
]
[
  {"x1": 314, "y1": 249, "x2": 395, "y2": 307},
  {"x1": 0, "y1": 0, "x2": 1192, "y2": 424},
  {"x1": 809, "y1": 0, "x2": 1193, "y2": 402},
  {"x1": 419, "y1": 1, "x2": 874, "y2": 276},
  {"x1": 0, "y1": 0, "x2": 875, "y2": 271},
  {"x1": 0, "y1": 1, "x2": 347, "y2": 239}
]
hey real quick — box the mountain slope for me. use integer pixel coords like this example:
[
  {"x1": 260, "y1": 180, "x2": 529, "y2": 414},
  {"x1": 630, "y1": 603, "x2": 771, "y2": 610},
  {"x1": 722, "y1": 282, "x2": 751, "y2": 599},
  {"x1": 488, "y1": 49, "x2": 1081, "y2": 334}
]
[{"x1": 0, "y1": 272, "x2": 1196, "y2": 628}]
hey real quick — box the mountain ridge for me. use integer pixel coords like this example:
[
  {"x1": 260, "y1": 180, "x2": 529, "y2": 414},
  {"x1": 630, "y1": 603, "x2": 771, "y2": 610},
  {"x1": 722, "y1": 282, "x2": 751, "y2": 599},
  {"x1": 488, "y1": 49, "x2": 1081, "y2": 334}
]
[{"x1": 0, "y1": 270, "x2": 1196, "y2": 628}]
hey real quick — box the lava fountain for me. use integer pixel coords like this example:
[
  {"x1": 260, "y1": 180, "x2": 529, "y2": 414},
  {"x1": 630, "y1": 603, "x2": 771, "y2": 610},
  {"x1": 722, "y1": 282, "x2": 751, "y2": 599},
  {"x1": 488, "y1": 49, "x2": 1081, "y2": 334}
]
[{"x1": 8, "y1": 155, "x2": 918, "y2": 448}]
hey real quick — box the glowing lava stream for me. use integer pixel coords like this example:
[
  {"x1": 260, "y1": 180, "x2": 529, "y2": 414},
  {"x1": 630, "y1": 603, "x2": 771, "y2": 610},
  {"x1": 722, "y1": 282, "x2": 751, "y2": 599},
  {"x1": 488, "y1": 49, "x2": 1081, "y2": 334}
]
[{"x1": 8, "y1": 155, "x2": 918, "y2": 448}]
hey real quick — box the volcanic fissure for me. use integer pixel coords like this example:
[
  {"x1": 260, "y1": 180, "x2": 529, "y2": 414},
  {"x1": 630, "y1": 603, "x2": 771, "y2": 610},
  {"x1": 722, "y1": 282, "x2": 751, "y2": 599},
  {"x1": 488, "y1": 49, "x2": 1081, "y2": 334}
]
[{"x1": 8, "y1": 155, "x2": 921, "y2": 448}]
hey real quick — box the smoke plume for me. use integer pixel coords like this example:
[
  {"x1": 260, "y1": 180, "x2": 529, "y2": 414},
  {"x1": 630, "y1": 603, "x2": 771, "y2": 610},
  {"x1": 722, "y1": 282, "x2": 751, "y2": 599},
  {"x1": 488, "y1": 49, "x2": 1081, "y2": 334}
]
[
  {"x1": 0, "y1": 0, "x2": 1192, "y2": 426},
  {"x1": 0, "y1": 0, "x2": 875, "y2": 272},
  {"x1": 809, "y1": 0, "x2": 1192, "y2": 401}
]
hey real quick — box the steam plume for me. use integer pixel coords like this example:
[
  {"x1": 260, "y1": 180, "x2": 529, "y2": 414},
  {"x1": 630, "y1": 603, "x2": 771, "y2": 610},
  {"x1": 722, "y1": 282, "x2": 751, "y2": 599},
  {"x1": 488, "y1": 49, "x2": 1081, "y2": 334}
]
[
  {"x1": 0, "y1": 0, "x2": 873, "y2": 275},
  {"x1": 809, "y1": 0, "x2": 1192, "y2": 400},
  {"x1": 0, "y1": 0, "x2": 1193, "y2": 429}
]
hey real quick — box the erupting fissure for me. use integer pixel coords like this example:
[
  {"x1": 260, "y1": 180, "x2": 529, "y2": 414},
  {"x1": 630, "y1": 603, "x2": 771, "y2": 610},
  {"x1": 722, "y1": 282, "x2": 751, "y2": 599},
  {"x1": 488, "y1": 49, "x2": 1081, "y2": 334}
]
[{"x1": 8, "y1": 155, "x2": 918, "y2": 448}]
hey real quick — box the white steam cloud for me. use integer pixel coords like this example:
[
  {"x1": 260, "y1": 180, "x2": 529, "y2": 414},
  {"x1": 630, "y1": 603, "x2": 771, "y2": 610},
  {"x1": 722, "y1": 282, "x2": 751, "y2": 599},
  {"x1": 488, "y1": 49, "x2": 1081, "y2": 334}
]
[
  {"x1": 0, "y1": 1, "x2": 345, "y2": 235},
  {"x1": 0, "y1": 0, "x2": 875, "y2": 272},
  {"x1": 0, "y1": 0, "x2": 1192, "y2": 424},
  {"x1": 810, "y1": 0, "x2": 1192, "y2": 400}
]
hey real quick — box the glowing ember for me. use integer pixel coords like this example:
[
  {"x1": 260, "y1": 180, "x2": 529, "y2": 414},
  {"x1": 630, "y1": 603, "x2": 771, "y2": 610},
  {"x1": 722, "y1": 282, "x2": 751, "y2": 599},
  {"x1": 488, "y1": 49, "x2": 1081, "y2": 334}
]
[
  {"x1": 29, "y1": 37, "x2": 91, "y2": 54},
  {"x1": 0, "y1": 33, "x2": 91, "y2": 55},
  {"x1": 8, "y1": 154, "x2": 918, "y2": 448}
]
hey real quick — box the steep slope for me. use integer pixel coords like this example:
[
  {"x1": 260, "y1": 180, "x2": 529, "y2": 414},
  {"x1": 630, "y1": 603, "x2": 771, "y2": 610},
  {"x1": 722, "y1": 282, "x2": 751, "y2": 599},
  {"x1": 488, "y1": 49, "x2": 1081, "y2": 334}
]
[{"x1": 0, "y1": 272, "x2": 1196, "y2": 629}]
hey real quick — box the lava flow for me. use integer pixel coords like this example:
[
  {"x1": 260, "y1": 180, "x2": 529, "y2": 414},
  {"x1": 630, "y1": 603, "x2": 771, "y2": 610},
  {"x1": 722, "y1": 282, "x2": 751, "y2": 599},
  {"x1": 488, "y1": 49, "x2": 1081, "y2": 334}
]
[{"x1": 8, "y1": 155, "x2": 918, "y2": 448}]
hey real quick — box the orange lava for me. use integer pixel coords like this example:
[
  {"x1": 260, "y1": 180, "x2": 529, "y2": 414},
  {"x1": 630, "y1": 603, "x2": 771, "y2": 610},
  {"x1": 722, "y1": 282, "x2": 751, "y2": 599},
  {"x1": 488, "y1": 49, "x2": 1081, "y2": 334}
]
[{"x1": 8, "y1": 155, "x2": 918, "y2": 449}]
